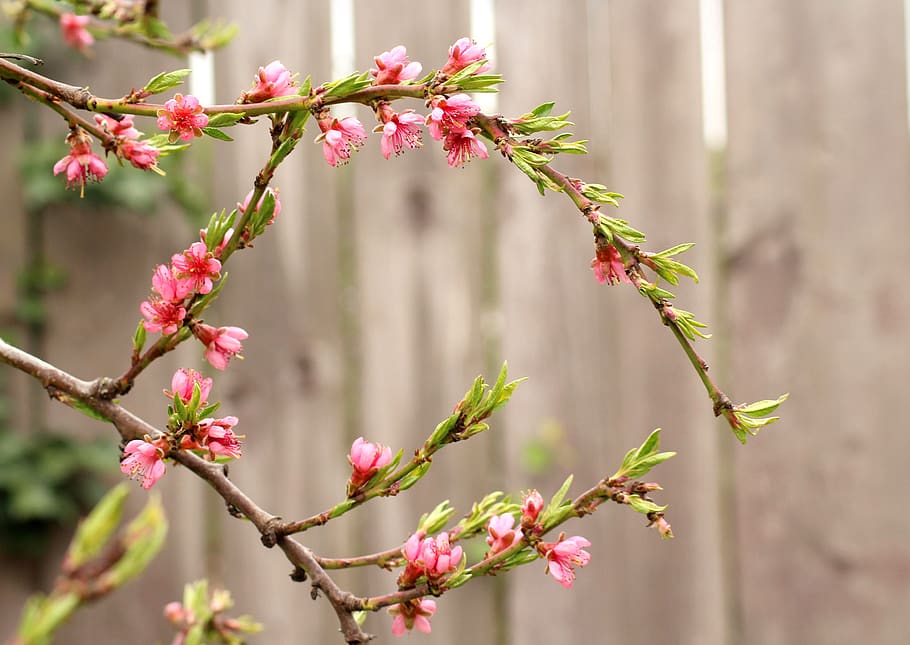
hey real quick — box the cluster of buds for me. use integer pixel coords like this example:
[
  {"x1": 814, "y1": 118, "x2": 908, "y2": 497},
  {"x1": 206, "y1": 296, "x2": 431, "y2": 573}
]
[
  {"x1": 94, "y1": 113, "x2": 161, "y2": 172},
  {"x1": 164, "y1": 580, "x2": 262, "y2": 645},
  {"x1": 120, "y1": 368, "x2": 243, "y2": 489},
  {"x1": 397, "y1": 531, "x2": 463, "y2": 589},
  {"x1": 138, "y1": 226, "x2": 250, "y2": 370}
]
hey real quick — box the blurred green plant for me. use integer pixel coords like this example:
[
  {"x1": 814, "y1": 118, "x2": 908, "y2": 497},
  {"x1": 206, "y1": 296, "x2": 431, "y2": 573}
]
[
  {"x1": 0, "y1": 427, "x2": 117, "y2": 556},
  {"x1": 14, "y1": 483, "x2": 168, "y2": 645},
  {"x1": 165, "y1": 580, "x2": 264, "y2": 645}
]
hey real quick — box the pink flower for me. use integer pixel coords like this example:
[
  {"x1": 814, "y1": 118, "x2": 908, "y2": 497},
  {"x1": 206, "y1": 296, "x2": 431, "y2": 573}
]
[
  {"x1": 172, "y1": 242, "x2": 222, "y2": 295},
  {"x1": 53, "y1": 130, "x2": 108, "y2": 197},
  {"x1": 591, "y1": 244, "x2": 630, "y2": 286},
  {"x1": 121, "y1": 139, "x2": 161, "y2": 171},
  {"x1": 485, "y1": 513, "x2": 521, "y2": 556},
  {"x1": 94, "y1": 114, "x2": 141, "y2": 140},
  {"x1": 441, "y1": 37, "x2": 490, "y2": 76},
  {"x1": 240, "y1": 60, "x2": 297, "y2": 102},
  {"x1": 415, "y1": 532, "x2": 463, "y2": 580},
  {"x1": 157, "y1": 94, "x2": 209, "y2": 143},
  {"x1": 166, "y1": 368, "x2": 213, "y2": 405},
  {"x1": 378, "y1": 110, "x2": 424, "y2": 159},
  {"x1": 347, "y1": 437, "x2": 392, "y2": 492},
  {"x1": 94, "y1": 114, "x2": 161, "y2": 171},
  {"x1": 389, "y1": 598, "x2": 436, "y2": 636},
  {"x1": 539, "y1": 534, "x2": 591, "y2": 588},
  {"x1": 151, "y1": 264, "x2": 191, "y2": 303},
  {"x1": 398, "y1": 532, "x2": 463, "y2": 586},
  {"x1": 198, "y1": 416, "x2": 242, "y2": 459},
  {"x1": 521, "y1": 489, "x2": 544, "y2": 527},
  {"x1": 193, "y1": 323, "x2": 248, "y2": 371},
  {"x1": 60, "y1": 13, "x2": 94, "y2": 50},
  {"x1": 370, "y1": 45, "x2": 422, "y2": 85},
  {"x1": 315, "y1": 116, "x2": 367, "y2": 167},
  {"x1": 163, "y1": 601, "x2": 189, "y2": 626},
  {"x1": 238, "y1": 188, "x2": 281, "y2": 224},
  {"x1": 426, "y1": 94, "x2": 480, "y2": 141},
  {"x1": 140, "y1": 298, "x2": 186, "y2": 335},
  {"x1": 120, "y1": 439, "x2": 166, "y2": 489},
  {"x1": 443, "y1": 128, "x2": 488, "y2": 167}
]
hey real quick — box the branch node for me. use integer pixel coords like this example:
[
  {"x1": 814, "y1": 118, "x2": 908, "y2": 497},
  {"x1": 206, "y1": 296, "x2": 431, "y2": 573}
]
[
  {"x1": 289, "y1": 566, "x2": 307, "y2": 582},
  {"x1": 260, "y1": 516, "x2": 283, "y2": 548}
]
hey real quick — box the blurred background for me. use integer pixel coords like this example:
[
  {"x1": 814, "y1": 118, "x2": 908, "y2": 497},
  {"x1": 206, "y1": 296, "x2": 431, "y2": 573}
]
[{"x1": 1, "y1": 0, "x2": 908, "y2": 643}]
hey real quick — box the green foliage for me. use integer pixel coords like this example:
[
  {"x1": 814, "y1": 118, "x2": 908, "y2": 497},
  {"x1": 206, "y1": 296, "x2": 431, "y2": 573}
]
[
  {"x1": 731, "y1": 393, "x2": 789, "y2": 444},
  {"x1": 0, "y1": 430, "x2": 117, "y2": 556},
  {"x1": 611, "y1": 428, "x2": 676, "y2": 481},
  {"x1": 142, "y1": 68, "x2": 192, "y2": 96},
  {"x1": 15, "y1": 488, "x2": 168, "y2": 645}
]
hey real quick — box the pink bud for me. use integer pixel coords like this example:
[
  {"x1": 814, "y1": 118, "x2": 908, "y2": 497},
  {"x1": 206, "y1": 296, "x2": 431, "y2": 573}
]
[
  {"x1": 521, "y1": 489, "x2": 544, "y2": 526},
  {"x1": 166, "y1": 368, "x2": 213, "y2": 405},
  {"x1": 485, "y1": 513, "x2": 521, "y2": 556},
  {"x1": 347, "y1": 437, "x2": 393, "y2": 493}
]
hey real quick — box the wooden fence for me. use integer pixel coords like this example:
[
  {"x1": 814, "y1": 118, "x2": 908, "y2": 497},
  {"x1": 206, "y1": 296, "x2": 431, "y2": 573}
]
[{"x1": 1, "y1": 1, "x2": 909, "y2": 643}]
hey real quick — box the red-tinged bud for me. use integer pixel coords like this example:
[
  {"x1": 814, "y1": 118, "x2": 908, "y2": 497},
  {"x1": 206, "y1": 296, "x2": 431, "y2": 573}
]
[{"x1": 521, "y1": 489, "x2": 544, "y2": 527}]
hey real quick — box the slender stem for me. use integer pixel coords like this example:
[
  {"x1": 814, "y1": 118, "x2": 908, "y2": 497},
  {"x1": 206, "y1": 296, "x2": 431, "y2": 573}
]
[
  {"x1": 22, "y1": 0, "x2": 214, "y2": 56},
  {"x1": 473, "y1": 127, "x2": 739, "y2": 427},
  {"x1": 317, "y1": 546, "x2": 405, "y2": 571}
]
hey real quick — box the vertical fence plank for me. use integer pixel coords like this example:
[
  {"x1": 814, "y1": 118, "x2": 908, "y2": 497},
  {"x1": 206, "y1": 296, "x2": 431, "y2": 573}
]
[
  {"x1": 495, "y1": 1, "x2": 722, "y2": 643},
  {"x1": 350, "y1": 2, "x2": 497, "y2": 641},
  {"x1": 724, "y1": 1, "x2": 910, "y2": 643},
  {"x1": 211, "y1": 1, "x2": 352, "y2": 642},
  {"x1": 599, "y1": 2, "x2": 722, "y2": 644}
]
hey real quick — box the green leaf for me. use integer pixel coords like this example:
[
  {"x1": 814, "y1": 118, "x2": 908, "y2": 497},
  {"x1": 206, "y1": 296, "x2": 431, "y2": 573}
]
[
  {"x1": 69, "y1": 399, "x2": 111, "y2": 423},
  {"x1": 206, "y1": 113, "x2": 244, "y2": 128},
  {"x1": 453, "y1": 73, "x2": 504, "y2": 93},
  {"x1": 611, "y1": 429, "x2": 676, "y2": 480},
  {"x1": 142, "y1": 69, "x2": 191, "y2": 96},
  {"x1": 582, "y1": 183, "x2": 623, "y2": 207},
  {"x1": 66, "y1": 483, "x2": 129, "y2": 568},
  {"x1": 105, "y1": 496, "x2": 167, "y2": 588},
  {"x1": 626, "y1": 496, "x2": 668, "y2": 515},
  {"x1": 509, "y1": 103, "x2": 574, "y2": 135},
  {"x1": 543, "y1": 474, "x2": 573, "y2": 520},
  {"x1": 323, "y1": 71, "x2": 372, "y2": 98},
  {"x1": 653, "y1": 243, "x2": 696, "y2": 258},
  {"x1": 132, "y1": 321, "x2": 146, "y2": 354},
  {"x1": 138, "y1": 16, "x2": 174, "y2": 40},
  {"x1": 173, "y1": 391, "x2": 187, "y2": 420},
  {"x1": 293, "y1": 75, "x2": 311, "y2": 98},
  {"x1": 202, "y1": 127, "x2": 234, "y2": 142},
  {"x1": 398, "y1": 462, "x2": 431, "y2": 492},
  {"x1": 599, "y1": 215, "x2": 646, "y2": 243},
  {"x1": 737, "y1": 393, "x2": 789, "y2": 417}
]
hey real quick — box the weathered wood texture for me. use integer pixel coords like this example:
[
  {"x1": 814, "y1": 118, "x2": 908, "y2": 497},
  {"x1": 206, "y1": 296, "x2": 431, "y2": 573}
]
[
  {"x1": 724, "y1": 1, "x2": 910, "y2": 644},
  {"x1": 1, "y1": 1, "x2": 909, "y2": 643}
]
